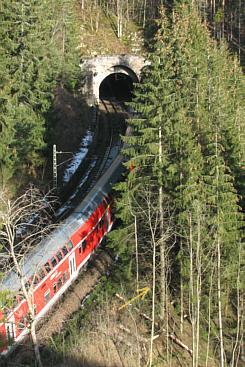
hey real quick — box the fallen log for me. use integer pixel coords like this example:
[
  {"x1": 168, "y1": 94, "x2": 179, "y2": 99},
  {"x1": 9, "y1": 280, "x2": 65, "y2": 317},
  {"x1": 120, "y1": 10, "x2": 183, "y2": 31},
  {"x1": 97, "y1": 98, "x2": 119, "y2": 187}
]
[{"x1": 115, "y1": 293, "x2": 193, "y2": 357}]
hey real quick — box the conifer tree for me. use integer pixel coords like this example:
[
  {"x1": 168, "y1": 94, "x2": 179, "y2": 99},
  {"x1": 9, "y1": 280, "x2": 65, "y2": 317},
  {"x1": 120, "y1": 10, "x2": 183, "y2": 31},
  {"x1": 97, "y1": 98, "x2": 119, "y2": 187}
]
[
  {"x1": 110, "y1": 1, "x2": 245, "y2": 365},
  {"x1": 0, "y1": 0, "x2": 60, "y2": 184},
  {"x1": 51, "y1": 0, "x2": 83, "y2": 91}
]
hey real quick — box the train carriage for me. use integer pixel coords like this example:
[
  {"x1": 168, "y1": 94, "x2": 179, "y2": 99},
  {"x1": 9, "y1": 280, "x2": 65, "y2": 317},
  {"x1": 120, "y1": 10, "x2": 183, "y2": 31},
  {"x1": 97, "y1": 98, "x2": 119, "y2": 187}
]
[{"x1": 0, "y1": 154, "x2": 124, "y2": 355}]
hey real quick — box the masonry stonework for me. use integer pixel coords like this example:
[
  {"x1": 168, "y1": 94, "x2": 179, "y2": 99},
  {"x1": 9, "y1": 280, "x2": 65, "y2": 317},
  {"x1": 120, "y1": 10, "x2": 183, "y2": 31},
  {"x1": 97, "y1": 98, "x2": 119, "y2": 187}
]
[{"x1": 80, "y1": 54, "x2": 148, "y2": 105}]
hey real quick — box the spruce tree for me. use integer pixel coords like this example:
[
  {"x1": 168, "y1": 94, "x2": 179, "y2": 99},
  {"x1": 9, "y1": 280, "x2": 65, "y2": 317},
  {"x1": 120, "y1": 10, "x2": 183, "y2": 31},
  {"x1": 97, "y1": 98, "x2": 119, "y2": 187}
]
[
  {"x1": 0, "y1": 0, "x2": 60, "y2": 184},
  {"x1": 110, "y1": 1, "x2": 245, "y2": 365},
  {"x1": 51, "y1": 0, "x2": 83, "y2": 91}
]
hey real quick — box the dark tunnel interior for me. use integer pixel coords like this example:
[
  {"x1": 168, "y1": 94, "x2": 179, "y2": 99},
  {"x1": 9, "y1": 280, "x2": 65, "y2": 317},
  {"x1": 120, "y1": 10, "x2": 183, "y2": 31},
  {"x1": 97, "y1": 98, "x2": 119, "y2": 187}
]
[{"x1": 99, "y1": 73, "x2": 135, "y2": 102}]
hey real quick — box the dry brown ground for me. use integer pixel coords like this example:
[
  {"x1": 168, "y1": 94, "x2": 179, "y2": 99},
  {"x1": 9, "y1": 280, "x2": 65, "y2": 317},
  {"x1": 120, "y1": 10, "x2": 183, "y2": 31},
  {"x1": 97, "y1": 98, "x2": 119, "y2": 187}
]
[{"x1": 52, "y1": 87, "x2": 91, "y2": 155}]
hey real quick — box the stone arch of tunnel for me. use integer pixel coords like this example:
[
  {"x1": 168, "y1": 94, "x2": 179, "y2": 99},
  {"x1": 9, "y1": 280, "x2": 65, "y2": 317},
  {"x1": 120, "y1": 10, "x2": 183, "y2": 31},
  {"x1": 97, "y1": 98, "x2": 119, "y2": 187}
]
[{"x1": 98, "y1": 65, "x2": 139, "y2": 102}]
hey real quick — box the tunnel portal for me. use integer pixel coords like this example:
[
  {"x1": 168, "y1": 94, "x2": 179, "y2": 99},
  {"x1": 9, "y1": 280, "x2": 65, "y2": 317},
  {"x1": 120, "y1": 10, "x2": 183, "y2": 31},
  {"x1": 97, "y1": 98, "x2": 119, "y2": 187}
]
[
  {"x1": 99, "y1": 73, "x2": 134, "y2": 102},
  {"x1": 80, "y1": 55, "x2": 148, "y2": 106}
]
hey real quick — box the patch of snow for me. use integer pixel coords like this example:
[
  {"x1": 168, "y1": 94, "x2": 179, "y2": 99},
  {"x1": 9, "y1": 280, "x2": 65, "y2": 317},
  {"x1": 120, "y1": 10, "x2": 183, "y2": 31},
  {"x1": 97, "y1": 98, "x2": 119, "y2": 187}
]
[
  {"x1": 56, "y1": 161, "x2": 96, "y2": 217},
  {"x1": 62, "y1": 130, "x2": 93, "y2": 183}
]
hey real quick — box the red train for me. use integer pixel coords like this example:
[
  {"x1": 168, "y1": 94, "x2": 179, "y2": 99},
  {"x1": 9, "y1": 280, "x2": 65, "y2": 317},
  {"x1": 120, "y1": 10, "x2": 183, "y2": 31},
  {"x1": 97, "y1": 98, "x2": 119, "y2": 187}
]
[{"x1": 0, "y1": 154, "x2": 124, "y2": 355}]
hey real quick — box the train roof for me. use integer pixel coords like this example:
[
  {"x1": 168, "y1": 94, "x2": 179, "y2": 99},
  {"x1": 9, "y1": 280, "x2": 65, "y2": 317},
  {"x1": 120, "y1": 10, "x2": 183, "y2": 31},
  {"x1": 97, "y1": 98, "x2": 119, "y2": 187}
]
[{"x1": 1, "y1": 154, "x2": 124, "y2": 293}]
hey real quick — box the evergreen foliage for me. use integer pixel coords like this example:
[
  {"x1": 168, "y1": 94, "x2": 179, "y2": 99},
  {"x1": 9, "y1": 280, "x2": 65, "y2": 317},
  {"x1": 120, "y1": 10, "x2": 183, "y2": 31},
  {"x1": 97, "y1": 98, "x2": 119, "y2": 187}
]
[
  {"x1": 0, "y1": 0, "x2": 59, "y2": 184},
  {"x1": 51, "y1": 0, "x2": 83, "y2": 91},
  {"x1": 0, "y1": 0, "x2": 83, "y2": 187},
  {"x1": 110, "y1": 1, "x2": 245, "y2": 364}
]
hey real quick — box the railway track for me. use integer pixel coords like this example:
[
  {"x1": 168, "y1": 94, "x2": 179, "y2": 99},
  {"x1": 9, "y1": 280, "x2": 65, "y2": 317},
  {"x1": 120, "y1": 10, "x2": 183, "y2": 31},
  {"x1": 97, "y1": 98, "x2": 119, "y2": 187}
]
[
  {"x1": 5, "y1": 248, "x2": 114, "y2": 367},
  {"x1": 56, "y1": 99, "x2": 127, "y2": 220},
  {"x1": 1, "y1": 99, "x2": 129, "y2": 367}
]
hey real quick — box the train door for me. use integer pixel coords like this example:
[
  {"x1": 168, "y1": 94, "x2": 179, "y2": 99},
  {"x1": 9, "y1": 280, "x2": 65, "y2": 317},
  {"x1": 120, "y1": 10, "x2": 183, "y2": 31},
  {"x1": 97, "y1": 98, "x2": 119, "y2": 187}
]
[
  {"x1": 106, "y1": 210, "x2": 110, "y2": 229},
  {"x1": 5, "y1": 315, "x2": 15, "y2": 347},
  {"x1": 69, "y1": 252, "x2": 76, "y2": 279}
]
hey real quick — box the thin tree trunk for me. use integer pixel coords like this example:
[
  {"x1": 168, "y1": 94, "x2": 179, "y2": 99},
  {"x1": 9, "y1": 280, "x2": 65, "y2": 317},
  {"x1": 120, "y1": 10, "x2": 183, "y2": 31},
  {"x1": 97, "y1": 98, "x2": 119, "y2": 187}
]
[
  {"x1": 128, "y1": 192, "x2": 139, "y2": 289},
  {"x1": 215, "y1": 125, "x2": 225, "y2": 367},
  {"x1": 159, "y1": 126, "x2": 166, "y2": 321},
  {"x1": 134, "y1": 214, "x2": 139, "y2": 290},
  {"x1": 149, "y1": 226, "x2": 156, "y2": 367},
  {"x1": 206, "y1": 261, "x2": 215, "y2": 367},
  {"x1": 31, "y1": 323, "x2": 43, "y2": 367},
  {"x1": 231, "y1": 241, "x2": 242, "y2": 366},
  {"x1": 6, "y1": 218, "x2": 43, "y2": 367},
  {"x1": 117, "y1": 0, "x2": 122, "y2": 38},
  {"x1": 195, "y1": 213, "x2": 201, "y2": 367},
  {"x1": 180, "y1": 243, "x2": 184, "y2": 335},
  {"x1": 189, "y1": 213, "x2": 196, "y2": 367},
  {"x1": 217, "y1": 236, "x2": 224, "y2": 367},
  {"x1": 238, "y1": 0, "x2": 241, "y2": 62},
  {"x1": 143, "y1": 0, "x2": 147, "y2": 28}
]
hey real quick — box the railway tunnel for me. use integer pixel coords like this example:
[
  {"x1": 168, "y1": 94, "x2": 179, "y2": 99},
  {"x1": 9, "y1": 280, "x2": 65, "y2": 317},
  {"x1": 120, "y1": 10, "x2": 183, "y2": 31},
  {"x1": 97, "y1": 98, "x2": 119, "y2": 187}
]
[
  {"x1": 81, "y1": 55, "x2": 148, "y2": 105},
  {"x1": 99, "y1": 72, "x2": 135, "y2": 102}
]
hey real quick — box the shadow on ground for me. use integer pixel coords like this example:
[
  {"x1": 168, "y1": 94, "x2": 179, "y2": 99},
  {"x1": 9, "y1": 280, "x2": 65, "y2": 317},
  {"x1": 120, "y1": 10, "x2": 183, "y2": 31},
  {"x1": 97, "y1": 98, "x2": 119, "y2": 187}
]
[{"x1": 1, "y1": 350, "x2": 120, "y2": 367}]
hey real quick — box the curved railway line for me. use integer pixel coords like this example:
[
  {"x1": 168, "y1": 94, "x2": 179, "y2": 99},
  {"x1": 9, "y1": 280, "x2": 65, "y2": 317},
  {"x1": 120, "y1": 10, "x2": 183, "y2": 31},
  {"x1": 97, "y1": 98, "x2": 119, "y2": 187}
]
[
  {"x1": 56, "y1": 99, "x2": 127, "y2": 220},
  {"x1": 2, "y1": 99, "x2": 130, "y2": 366}
]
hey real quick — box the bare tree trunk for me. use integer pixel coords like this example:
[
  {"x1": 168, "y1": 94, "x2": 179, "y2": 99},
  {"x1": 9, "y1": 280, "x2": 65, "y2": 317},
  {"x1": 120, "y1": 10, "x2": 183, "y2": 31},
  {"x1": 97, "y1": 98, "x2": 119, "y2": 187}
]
[
  {"x1": 240, "y1": 296, "x2": 245, "y2": 364},
  {"x1": 128, "y1": 192, "x2": 139, "y2": 290},
  {"x1": 195, "y1": 213, "x2": 201, "y2": 367},
  {"x1": 215, "y1": 125, "x2": 225, "y2": 367},
  {"x1": 206, "y1": 261, "x2": 215, "y2": 367},
  {"x1": 143, "y1": 0, "x2": 147, "y2": 28},
  {"x1": 31, "y1": 323, "x2": 43, "y2": 367},
  {"x1": 6, "y1": 219, "x2": 43, "y2": 367},
  {"x1": 149, "y1": 223, "x2": 156, "y2": 367},
  {"x1": 159, "y1": 127, "x2": 166, "y2": 321},
  {"x1": 134, "y1": 214, "x2": 139, "y2": 290},
  {"x1": 0, "y1": 188, "x2": 56, "y2": 367},
  {"x1": 189, "y1": 213, "x2": 196, "y2": 367},
  {"x1": 238, "y1": 0, "x2": 241, "y2": 62},
  {"x1": 117, "y1": 0, "x2": 122, "y2": 38},
  {"x1": 217, "y1": 236, "x2": 225, "y2": 367},
  {"x1": 180, "y1": 243, "x2": 184, "y2": 335},
  {"x1": 231, "y1": 241, "x2": 243, "y2": 366}
]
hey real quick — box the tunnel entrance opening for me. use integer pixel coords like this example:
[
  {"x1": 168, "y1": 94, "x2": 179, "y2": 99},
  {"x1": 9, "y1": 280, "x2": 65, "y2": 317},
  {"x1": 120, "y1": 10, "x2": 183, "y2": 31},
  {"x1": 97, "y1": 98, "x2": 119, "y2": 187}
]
[{"x1": 99, "y1": 73, "x2": 134, "y2": 102}]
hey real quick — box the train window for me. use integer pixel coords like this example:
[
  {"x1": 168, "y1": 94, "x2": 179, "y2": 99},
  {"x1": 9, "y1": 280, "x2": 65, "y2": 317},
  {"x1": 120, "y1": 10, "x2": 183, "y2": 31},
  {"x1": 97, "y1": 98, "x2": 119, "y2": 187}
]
[
  {"x1": 61, "y1": 245, "x2": 68, "y2": 256},
  {"x1": 102, "y1": 199, "x2": 108, "y2": 211},
  {"x1": 79, "y1": 243, "x2": 82, "y2": 254},
  {"x1": 18, "y1": 317, "x2": 25, "y2": 333},
  {"x1": 32, "y1": 274, "x2": 40, "y2": 287},
  {"x1": 57, "y1": 277, "x2": 62, "y2": 290},
  {"x1": 82, "y1": 239, "x2": 87, "y2": 252},
  {"x1": 38, "y1": 267, "x2": 46, "y2": 280},
  {"x1": 56, "y1": 250, "x2": 63, "y2": 262},
  {"x1": 53, "y1": 283, "x2": 57, "y2": 294},
  {"x1": 25, "y1": 280, "x2": 31, "y2": 291},
  {"x1": 12, "y1": 296, "x2": 18, "y2": 310},
  {"x1": 67, "y1": 240, "x2": 73, "y2": 251},
  {"x1": 63, "y1": 271, "x2": 67, "y2": 283},
  {"x1": 17, "y1": 293, "x2": 24, "y2": 303},
  {"x1": 98, "y1": 218, "x2": 101, "y2": 230},
  {"x1": 44, "y1": 289, "x2": 50, "y2": 304},
  {"x1": 101, "y1": 215, "x2": 105, "y2": 228},
  {"x1": 107, "y1": 193, "x2": 113, "y2": 204},
  {"x1": 50, "y1": 256, "x2": 57, "y2": 268},
  {"x1": 44, "y1": 262, "x2": 51, "y2": 274},
  {"x1": 6, "y1": 325, "x2": 10, "y2": 340}
]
